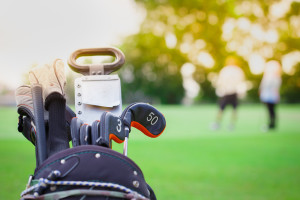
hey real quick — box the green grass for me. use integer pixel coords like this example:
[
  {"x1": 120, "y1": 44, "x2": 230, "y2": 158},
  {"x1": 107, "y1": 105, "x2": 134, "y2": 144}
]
[{"x1": 0, "y1": 104, "x2": 300, "y2": 199}]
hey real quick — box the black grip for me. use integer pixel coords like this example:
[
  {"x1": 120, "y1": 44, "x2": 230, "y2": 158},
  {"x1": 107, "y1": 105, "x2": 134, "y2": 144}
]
[{"x1": 31, "y1": 84, "x2": 47, "y2": 165}]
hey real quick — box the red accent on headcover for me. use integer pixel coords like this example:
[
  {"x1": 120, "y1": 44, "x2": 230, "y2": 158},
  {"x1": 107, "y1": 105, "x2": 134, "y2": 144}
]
[
  {"x1": 109, "y1": 134, "x2": 124, "y2": 144},
  {"x1": 131, "y1": 121, "x2": 165, "y2": 138}
]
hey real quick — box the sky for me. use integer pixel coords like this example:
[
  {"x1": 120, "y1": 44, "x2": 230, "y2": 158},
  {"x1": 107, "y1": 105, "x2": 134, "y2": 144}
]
[{"x1": 0, "y1": 0, "x2": 145, "y2": 89}]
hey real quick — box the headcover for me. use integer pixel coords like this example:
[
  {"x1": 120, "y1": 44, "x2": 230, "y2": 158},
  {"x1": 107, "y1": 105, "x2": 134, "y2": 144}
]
[
  {"x1": 121, "y1": 103, "x2": 166, "y2": 138},
  {"x1": 97, "y1": 112, "x2": 125, "y2": 148}
]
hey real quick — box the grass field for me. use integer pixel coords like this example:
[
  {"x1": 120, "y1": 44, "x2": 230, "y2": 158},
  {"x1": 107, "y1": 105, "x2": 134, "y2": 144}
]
[{"x1": 0, "y1": 104, "x2": 300, "y2": 200}]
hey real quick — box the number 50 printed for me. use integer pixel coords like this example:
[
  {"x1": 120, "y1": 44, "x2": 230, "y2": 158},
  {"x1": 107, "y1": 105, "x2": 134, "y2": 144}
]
[{"x1": 147, "y1": 112, "x2": 158, "y2": 125}]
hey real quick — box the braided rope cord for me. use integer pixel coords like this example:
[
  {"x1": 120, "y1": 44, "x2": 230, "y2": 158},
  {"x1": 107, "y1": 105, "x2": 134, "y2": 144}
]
[
  {"x1": 22, "y1": 189, "x2": 147, "y2": 200},
  {"x1": 21, "y1": 178, "x2": 148, "y2": 200}
]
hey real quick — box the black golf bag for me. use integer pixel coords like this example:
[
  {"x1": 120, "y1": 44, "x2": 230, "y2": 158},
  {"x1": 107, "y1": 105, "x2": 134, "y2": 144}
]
[
  {"x1": 20, "y1": 145, "x2": 155, "y2": 200},
  {"x1": 18, "y1": 48, "x2": 165, "y2": 200}
]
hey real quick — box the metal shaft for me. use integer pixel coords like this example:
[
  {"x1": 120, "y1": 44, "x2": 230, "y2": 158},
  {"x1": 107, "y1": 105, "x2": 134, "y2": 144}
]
[
  {"x1": 123, "y1": 137, "x2": 128, "y2": 156},
  {"x1": 123, "y1": 127, "x2": 130, "y2": 156}
]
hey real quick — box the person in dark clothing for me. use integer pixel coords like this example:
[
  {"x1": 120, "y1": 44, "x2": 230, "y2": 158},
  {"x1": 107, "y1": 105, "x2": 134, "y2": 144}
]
[
  {"x1": 211, "y1": 57, "x2": 245, "y2": 131},
  {"x1": 259, "y1": 60, "x2": 282, "y2": 130}
]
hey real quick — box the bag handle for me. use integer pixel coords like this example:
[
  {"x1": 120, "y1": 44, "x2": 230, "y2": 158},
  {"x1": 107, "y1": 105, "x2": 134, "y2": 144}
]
[{"x1": 68, "y1": 47, "x2": 125, "y2": 75}]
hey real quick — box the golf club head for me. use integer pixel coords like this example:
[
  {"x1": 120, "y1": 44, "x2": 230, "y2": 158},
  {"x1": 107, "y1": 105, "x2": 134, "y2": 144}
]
[
  {"x1": 121, "y1": 103, "x2": 166, "y2": 138},
  {"x1": 97, "y1": 112, "x2": 125, "y2": 148},
  {"x1": 70, "y1": 117, "x2": 83, "y2": 147}
]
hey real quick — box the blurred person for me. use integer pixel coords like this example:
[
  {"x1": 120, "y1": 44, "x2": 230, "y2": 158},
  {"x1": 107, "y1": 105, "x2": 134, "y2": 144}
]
[
  {"x1": 211, "y1": 56, "x2": 245, "y2": 130},
  {"x1": 259, "y1": 60, "x2": 282, "y2": 130}
]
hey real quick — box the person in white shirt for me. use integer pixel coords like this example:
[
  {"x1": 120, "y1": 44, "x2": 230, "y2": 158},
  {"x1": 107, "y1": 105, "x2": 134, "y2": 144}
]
[
  {"x1": 259, "y1": 60, "x2": 281, "y2": 130},
  {"x1": 212, "y1": 56, "x2": 245, "y2": 130}
]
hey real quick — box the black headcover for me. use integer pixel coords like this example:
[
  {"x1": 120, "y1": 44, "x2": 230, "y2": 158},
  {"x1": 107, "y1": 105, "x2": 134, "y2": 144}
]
[
  {"x1": 70, "y1": 117, "x2": 83, "y2": 147},
  {"x1": 97, "y1": 112, "x2": 125, "y2": 148},
  {"x1": 121, "y1": 103, "x2": 166, "y2": 138}
]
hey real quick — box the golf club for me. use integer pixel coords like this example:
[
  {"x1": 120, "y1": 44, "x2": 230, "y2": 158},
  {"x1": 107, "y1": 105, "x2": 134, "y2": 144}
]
[
  {"x1": 91, "y1": 120, "x2": 100, "y2": 145},
  {"x1": 120, "y1": 103, "x2": 166, "y2": 156},
  {"x1": 97, "y1": 112, "x2": 125, "y2": 148},
  {"x1": 70, "y1": 117, "x2": 83, "y2": 147},
  {"x1": 79, "y1": 124, "x2": 91, "y2": 145}
]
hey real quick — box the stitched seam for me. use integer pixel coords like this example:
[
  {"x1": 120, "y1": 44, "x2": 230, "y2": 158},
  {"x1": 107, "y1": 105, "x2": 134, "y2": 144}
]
[{"x1": 17, "y1": 104, "x2": 33, "y2": 109}]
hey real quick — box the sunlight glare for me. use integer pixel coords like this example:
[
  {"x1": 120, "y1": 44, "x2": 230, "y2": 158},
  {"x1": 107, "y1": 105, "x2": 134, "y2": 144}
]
[
  {"x1": 197, "y1": 52, "x2": 215, "y2": 68},
  {"x1": 282, "y1": 51, "x2": 300, "y2": 75},
  {"x1": 249, "y1": 54, "x2": 266, "y2": 75}
]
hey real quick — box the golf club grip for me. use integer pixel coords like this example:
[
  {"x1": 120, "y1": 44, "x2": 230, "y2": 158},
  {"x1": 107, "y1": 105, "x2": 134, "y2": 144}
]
[
  {"x1": 68, "y1": 47, "x2": 125, "y2": 75},
  {"x1": 31, "y1": 84, "x2": 47, "y2": 165}
]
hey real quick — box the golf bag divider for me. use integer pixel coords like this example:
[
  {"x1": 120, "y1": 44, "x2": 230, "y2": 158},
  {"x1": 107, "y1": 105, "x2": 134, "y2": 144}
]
[
  {"x1": 75, "y1": 74, "x2": 122, "y2": 124},
  {"x1": 68, "y1": 47, "x2": 125, "y2": 125},
  {"x1": 24, "y1": 145, "x2": 151, "y2": 199}
]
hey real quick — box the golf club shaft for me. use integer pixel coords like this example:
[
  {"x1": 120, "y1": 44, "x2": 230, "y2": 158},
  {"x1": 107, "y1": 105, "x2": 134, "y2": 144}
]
[
  {"x1": 32, "y1": 84, "x2": 47, "y2": 165},
  {"x1": 123, "y1": 127, "x2": 130, "y2": 156},
  {"x1": 123, "y1": 137, "x2": 128, "y2": 156}
]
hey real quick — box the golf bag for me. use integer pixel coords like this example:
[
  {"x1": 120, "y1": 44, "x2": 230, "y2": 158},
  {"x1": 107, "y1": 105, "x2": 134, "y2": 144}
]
[
  {"x1": 19, "y1": 48, "x2": 164, "y2": 200},
  {"x1": 21, "y1": 146, "x2": 154, "y2": 200}
]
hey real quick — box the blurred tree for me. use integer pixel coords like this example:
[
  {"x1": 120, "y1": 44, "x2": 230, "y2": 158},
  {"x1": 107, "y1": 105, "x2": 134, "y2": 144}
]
[
  {"x1": 281, "y1": 64, "x2": 300, "y2": 103},
  {"x1": 120, "y1": 0, "x2": 300, "y2": 104},
  {"x1": 120, "y1": 33, "x2": 185, "y2": 104}
]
